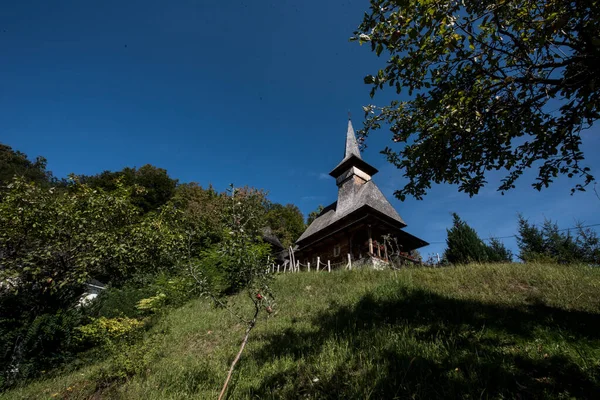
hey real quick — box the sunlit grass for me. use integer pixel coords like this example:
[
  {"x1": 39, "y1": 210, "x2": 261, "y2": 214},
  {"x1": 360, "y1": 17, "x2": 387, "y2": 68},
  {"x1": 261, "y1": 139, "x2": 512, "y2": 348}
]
[{"x1": 3, "y1": 263, "x2": 600, "y2": 399}]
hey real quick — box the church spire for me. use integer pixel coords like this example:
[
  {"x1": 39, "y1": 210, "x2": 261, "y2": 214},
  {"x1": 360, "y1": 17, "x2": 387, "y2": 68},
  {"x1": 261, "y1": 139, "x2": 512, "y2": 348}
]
[
  {"x1": 329, "y1": 119, "x2": 378, "y2": 180},
  {"x1": 344, "y1": 119, "x2": 362, "y2": 160}
]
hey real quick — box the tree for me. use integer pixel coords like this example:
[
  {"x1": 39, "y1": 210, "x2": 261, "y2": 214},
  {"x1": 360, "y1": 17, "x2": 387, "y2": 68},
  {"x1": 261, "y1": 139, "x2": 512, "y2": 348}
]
[
  {"x1": 540, "y1": 219, "x2": 581, "y2": 263},
  {"x1": 264, "y1": 203, "x2": 305, "y2": 248},
  {"x1": 171, "y1": 182, "x2": 226, "y2": 246},
  {"x1": 0, "y1": 144, "x2": 52, "y2": 191},
  {"x1": 444, "y1": 213, "x2": 489, "y2": 264},
  {"x1": 516, "y1": 215, "x2": 599, "y2": 264},
  {"x1": 486, "y1": 238, "x2": 513, "y2": 262},
  {"x1": 0, "y1": 176, "x2": 189, "y2": 386},
  {"x1": 79, "y1": 164, "x2": 178, "y2": 213},
  {"x1": 307, "y1": 204, "x2": 324, "y2": 226},
  {"x1": 516, "y1": 215, "x2": 547, "y2": 261},
  {"x1": 0, "y1": 177, "x2": 137, "y2": 385},
  {"x1": 187, "y1": 185, "x2": 274, "y2": 399},
  {"x1": 575, "y1": 222, "x2": 600, "y2": 265},
  {"x1": 0, "y1": 177, "x2": 140, "y2": 294},
  {"x1": 352, "y1": 0, "x2": 598, "y2": 200}
]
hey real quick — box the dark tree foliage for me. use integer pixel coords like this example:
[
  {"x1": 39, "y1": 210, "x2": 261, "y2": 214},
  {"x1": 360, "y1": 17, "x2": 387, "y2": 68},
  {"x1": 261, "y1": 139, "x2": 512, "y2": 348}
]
[
  {"x1": 575, "y1": 223, "x2": 600, "y2": 264},
  {"x1": 265, "y1": 203, "x2": 306, "y2": 248},
  {"x1": 444, "y1": 213, "x2": 489, "y2": 264},
  {"x1": 517, "y1": 215, "x2": 600, "y2": 264},
  {"x1": 0, "y1": 143, "x2": 52, "y2": 190},
  {"x1": 0, "y1": 177, "x2": 189, "y2": 387},
  {"x1": 133, "y1": 165, "x2": 178, "y2": 212},
  {"x1": 516, "y1": 215, "x2": 547, "y2": 261},
  {"x1": 79, "y1": 164, "x2": 178, "y2": 213},
  {"x1": 486, "y1": 237, "x2": 513, "y2": 262},
  {"x1": 172, "y1": 182, "x2": 226, "y2": 245},
  {"x1": 213, "y1": 186, "x2": 270, "y2": 292},
  {"x1": 353, "y1": 0, "x2": 598, "y2": 200},
  {"x1": 541, "y1": 220, "x2": 581, "y2": 263},
  {"x1": 0, "y1": 145, "x2": 301, "y2": 389}
]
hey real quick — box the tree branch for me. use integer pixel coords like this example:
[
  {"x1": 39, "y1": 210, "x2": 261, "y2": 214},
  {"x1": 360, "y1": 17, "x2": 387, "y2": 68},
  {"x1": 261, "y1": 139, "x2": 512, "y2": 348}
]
[{"x1": 218, "y1": 300, "x2": 260, "y2": 400}]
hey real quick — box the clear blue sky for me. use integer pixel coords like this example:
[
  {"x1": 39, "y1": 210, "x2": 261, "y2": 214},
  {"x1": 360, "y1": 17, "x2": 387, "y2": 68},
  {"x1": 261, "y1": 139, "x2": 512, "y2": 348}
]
[{"x1": 2, "y1": 0, "x2": 599, "y2": 260}]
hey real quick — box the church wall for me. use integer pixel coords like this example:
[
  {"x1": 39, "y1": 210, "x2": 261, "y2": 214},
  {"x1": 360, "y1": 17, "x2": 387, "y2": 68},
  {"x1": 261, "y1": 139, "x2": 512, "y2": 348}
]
[{"x1": 297, "y1": 233, "x2": 351, "y2": 266}]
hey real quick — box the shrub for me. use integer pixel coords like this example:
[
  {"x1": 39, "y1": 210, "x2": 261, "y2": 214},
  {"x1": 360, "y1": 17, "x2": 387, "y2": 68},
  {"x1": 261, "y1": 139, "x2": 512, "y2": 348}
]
[
  {"x1": 93, "y1": 335, "x2": 163, "y2": 388},
  {"x1": 136, "y1": 294, "x2": 167, "y2": 314},
  {"x1": 75, "y1": 317, "x2": 145, "y2": 347},
  {"x1": 89, "y1": 286, "x2": 156, "y2": 319},
  {"x1": 150, "y1": 273, "x2": 199, "y2": 306},
  {"x1": 0, "y1": 309, "x2": 82, "y2": 389}
]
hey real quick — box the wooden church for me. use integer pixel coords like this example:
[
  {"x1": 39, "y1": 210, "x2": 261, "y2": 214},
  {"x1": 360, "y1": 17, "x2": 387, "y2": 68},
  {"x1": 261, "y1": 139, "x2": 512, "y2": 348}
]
[{"x1": 294, "y1": 120, "x2": 428, "y2": 268}]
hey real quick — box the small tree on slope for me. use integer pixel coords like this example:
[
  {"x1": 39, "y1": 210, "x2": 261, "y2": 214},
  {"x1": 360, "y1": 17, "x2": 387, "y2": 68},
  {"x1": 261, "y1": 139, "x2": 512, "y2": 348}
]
[
  {"x1": 517, "y1": 215, "x2": 600, "y2": 264},
  {"x1": 444, "y1": 213, "x2": 489, "y2": 264},
  {"x1": 486, "y1": 238, "x2": 513, "y2": 263},
  {"x1": 187, "y1": 185, "x2": 274, "y2": 400}
]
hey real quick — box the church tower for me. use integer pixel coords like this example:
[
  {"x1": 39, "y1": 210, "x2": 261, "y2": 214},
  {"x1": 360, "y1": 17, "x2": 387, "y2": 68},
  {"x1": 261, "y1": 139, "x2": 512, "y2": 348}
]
[{"x1": 329, "y1": 120, "x2": 379, "y2": 215}]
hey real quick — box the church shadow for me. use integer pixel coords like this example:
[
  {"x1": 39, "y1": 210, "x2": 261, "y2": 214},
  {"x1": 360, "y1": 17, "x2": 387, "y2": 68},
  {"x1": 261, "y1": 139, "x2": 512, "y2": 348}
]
[{"x1": 246, "y1": 288, "x2": 600, "y2": 399}]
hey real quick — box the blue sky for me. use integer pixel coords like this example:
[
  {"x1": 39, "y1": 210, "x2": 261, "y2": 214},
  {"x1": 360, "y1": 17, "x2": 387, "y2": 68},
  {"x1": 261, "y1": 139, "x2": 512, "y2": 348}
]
[{"x1": 2, "y1": 0, "x2": 599, "y2": 260}]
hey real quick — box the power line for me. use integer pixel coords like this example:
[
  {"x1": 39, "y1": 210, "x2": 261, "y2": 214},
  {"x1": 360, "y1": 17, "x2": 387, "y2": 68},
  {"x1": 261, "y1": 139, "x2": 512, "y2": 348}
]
[{"x1": 426, "y1": 223, "x2": 600, "y2": 245}]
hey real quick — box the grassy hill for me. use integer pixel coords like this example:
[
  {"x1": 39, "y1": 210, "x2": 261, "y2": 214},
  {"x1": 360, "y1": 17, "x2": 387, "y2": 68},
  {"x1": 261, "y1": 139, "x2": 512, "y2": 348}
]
[{"x1": 3, "y1": 263, "x2": 600, "y2": 399}]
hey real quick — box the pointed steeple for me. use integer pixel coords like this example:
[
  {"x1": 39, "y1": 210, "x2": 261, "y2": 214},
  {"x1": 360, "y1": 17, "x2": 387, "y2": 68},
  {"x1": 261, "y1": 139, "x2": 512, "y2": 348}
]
[
  {"x1": 329, "y1": 119, "x2": 378, "y2": 180},
  {"x1": 344, "y1": 119, "x2": 362, "y2": 160}
]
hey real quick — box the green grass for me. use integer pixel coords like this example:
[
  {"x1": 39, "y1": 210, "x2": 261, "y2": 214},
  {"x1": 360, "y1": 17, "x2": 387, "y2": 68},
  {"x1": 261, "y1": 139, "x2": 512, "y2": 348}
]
[{"x1": 4, "y1": 263, "x2": 600, "y2": 399}]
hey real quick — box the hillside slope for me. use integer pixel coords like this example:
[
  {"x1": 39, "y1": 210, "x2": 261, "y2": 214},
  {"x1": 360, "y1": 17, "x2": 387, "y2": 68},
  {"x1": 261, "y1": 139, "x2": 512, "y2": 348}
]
[{"x1": 4, "y1": 263, "x2": 600, "y2": 399}]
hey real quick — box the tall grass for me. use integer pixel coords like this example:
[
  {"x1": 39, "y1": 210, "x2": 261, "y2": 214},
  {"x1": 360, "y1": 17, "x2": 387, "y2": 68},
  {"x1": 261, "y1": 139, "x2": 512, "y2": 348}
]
[{"x1": 3, "y1": 263, "x2": 600, "y2": 399}]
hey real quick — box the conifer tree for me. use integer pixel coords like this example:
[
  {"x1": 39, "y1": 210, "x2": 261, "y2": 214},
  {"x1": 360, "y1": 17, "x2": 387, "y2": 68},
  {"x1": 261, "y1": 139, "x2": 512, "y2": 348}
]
[
  {"x1": 516, "y1": 215, "x2": 546, "y2": 262},
  {"x1": 444, "y1": 213, "x2": 489, "y2": 264},
  {"x1": 486, "y1": 238, "x2": 513, "y2": 263}
]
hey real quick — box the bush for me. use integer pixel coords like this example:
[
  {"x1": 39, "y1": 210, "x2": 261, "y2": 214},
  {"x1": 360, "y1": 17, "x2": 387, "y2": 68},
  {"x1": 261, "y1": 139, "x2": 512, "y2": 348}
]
[
  {"x1": 93, "y1": 334, "x2": 163, "y2": 388},
  {"x1": 149, "y1": 273, "x2": 199, "y2": 307},
  {"x1": 136, "y1": 294, "x2": 167, "y2": 314},
  {"x1": 89, "y1": 286, "x2": 156, "y2": 319},
  {"x1": 0, "y1": 309, "x2": 82, "y2": 389},
  {"x1": 75, "y1": 317, "x2": 146, "y2": 347}
]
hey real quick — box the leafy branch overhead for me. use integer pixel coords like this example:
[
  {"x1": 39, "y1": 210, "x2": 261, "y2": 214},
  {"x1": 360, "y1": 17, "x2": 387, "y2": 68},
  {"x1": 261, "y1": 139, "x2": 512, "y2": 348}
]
[{"x1": 353, "y1": 0, "x2": 599, "y2": 199}]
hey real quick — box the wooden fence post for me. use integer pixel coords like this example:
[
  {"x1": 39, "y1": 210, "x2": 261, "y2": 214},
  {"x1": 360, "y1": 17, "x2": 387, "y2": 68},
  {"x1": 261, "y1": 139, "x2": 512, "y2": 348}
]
[
  {"x1": 348, "y1": 254, "x2": 352, "y2": 270},
  {"x1": 328, "y1": 260, "x2": 331, "y2": 272},
  {"x1": 316, "y1": 257, "x2": 320, "y2": 272},
  {"x1": 277, "y1": 264, "x2": 280, "y2": 273},
  {"x1": 307, "y1": 262, "x2": 310, "y2": 272}
]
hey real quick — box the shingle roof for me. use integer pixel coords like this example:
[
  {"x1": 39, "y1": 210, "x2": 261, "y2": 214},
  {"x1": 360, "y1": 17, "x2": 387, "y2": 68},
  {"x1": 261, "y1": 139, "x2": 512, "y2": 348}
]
[
  {"x1": 296, "y1": 119, "x2": 427, "y2": 250},
  {"x1": 261, "y1": 227, "x2": 284, "y2": 249},
  {"x1": 343, "y1": 119, "x2": 361, "y2": 159},
  {"x1": 296, "y1": 180, "x2": 407, "y2": 244}
]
